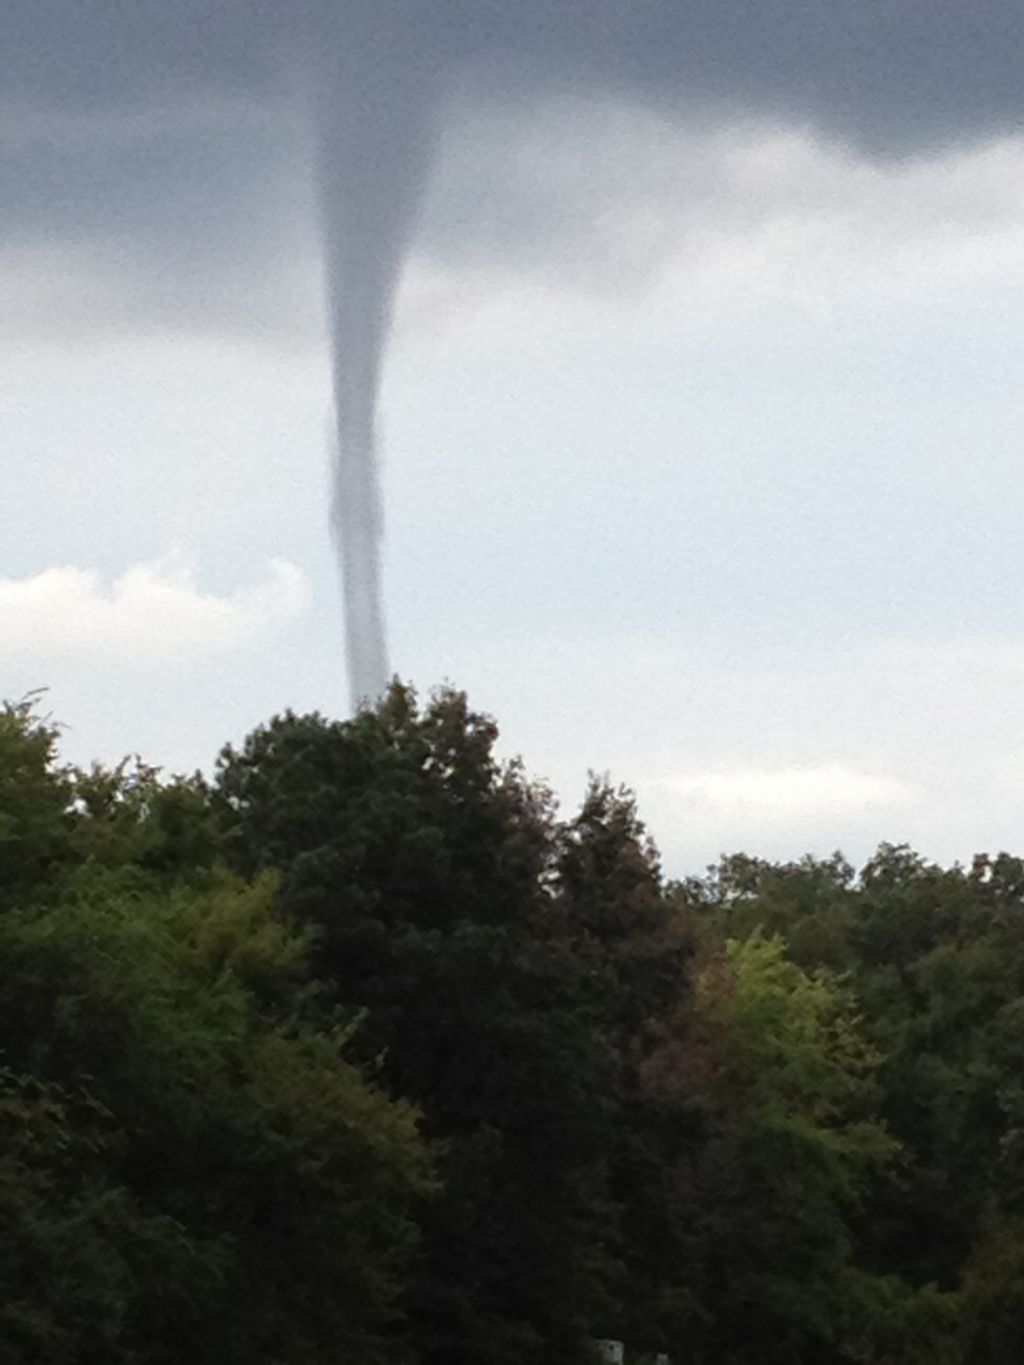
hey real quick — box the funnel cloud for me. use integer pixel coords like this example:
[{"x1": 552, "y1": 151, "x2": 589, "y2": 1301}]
[{"x1": 312, "y1": 23, "x2": 439, "y2": 707}]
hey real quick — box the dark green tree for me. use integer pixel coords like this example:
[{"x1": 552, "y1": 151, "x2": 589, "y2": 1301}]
[
  {"x1": 216, "y1": 686, "x2": 689, "y2": 1365},
  {"x1": 0, "y1": 698, "x2": 73, "y2": 913}
]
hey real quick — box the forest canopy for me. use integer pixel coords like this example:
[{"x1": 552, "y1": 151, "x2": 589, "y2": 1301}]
[{"x1": 1, "y1": 687, "x2": 1022, "y2": 1364}]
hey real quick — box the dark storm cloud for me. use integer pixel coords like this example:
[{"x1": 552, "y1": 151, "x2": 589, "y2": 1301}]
[
  {"x1": 7, "y1": 0, "x2": 1021, "y2": 709},
  {"x1": 6, "y1": 1, "x2": 1021, "y2": 295},
  {"x1": 3, "y1": 2, "x2": 291, "y2": 113},
  {"x1": 6, "y1": 1, "x2": 1023, "y2": 149},
  {"x1": 6, "y1": 1, "x2": 1020, "y2": 327}
]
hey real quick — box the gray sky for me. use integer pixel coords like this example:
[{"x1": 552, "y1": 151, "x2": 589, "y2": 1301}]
[{"x1": 3, "y1": 4, "x2": 1024, "y2": 874}]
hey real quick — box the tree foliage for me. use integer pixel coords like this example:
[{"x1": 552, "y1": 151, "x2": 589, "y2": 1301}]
[
  {"x1": 0, "y1": 701, "x2": 431, "y2": 1365},
  {"x1": 216, "y1": 687, "x2": 685, "y2": 1365},
  {"x1": 5, "y1": 687, "x2": 1024, "y2": 1362}
]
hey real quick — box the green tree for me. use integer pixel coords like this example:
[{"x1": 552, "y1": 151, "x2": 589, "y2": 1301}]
[
  {"x1": 216, "y1": 686, "x2": 688, "y2": 1365},
  {"x1": 677, "y1": 846, "x2": 1024, "y2": 1358},
  {"x1": 643, "y1": 933, "x2": 903, "y2": 1363},
  {"x1": 0, "y1": 700, "x2": 432, "y2": 1365},
  {"x1": 0, "y1": 698, "x2": 73, "y2": 912},
  {"x1": 0, "y1": 877, "x2": 432, "y2": 1365}
]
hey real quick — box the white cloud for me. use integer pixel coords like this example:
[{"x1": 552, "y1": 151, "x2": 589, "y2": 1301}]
[
  {"x1": 406, "y1": 111, "x2": 1024, "y2": 330},
  {"x1": 404, "y1": 628, "x2": 1024, "y2": 874},
  {"x1": 0, "y1": 556, "x2": 310, "y2": 666},
  {"x1": 653, "y1": 765, "x2": 915, "y2": 820},
  {"x1": 0, "y1": 243, "x2": 323, "y2": 349}
]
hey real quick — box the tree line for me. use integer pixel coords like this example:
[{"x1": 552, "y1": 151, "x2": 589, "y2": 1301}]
[{"x1": 1, "y1": 686, "x2": 1021, "y2": 1363}]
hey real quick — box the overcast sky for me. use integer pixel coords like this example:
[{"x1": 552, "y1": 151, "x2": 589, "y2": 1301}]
[{"x1": 4, "y1": 3, "x2": 1023, "y2": 875}]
